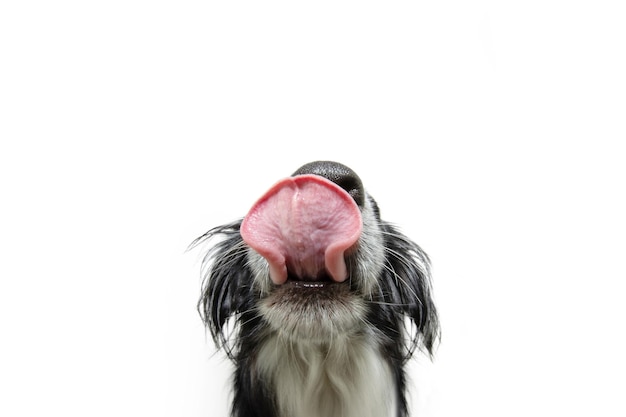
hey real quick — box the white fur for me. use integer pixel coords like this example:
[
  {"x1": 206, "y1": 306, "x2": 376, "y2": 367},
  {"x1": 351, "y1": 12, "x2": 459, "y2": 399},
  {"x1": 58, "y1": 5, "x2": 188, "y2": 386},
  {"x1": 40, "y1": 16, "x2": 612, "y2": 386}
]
[{"x1": 256, "y1": 331, "x2": 396, "y2": 417}]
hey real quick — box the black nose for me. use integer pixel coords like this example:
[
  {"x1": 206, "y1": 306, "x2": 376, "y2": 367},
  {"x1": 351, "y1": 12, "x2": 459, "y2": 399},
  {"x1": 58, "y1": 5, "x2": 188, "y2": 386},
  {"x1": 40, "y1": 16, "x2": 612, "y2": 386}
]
[{"x1": 292, "y1": 161, "x2": 365, "y2": 207}]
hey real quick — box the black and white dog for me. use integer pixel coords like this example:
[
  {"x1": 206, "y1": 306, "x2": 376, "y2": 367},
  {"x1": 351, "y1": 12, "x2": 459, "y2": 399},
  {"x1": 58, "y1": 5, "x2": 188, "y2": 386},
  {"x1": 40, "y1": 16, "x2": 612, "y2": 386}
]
[{"x1": 192, "y1": 161, "x2": 439, "y2": 417}]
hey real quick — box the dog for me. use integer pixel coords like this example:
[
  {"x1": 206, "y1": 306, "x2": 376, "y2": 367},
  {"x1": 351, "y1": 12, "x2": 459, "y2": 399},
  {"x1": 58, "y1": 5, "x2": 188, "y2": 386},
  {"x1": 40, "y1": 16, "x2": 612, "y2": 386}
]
[{"x1": 192, "y1": 161, "x2": 439, "y2": 417}]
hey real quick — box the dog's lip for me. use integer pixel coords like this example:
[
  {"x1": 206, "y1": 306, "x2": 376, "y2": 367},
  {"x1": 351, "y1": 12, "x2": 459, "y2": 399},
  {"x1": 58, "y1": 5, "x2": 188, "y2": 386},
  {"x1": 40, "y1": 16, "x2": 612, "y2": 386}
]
[
  {"x1": 282, "y1": 271, "x2": 334, "y2": 287},
  {"x1": 287, "y1": 280, "x2": 335, "y2": 289},
  {"x1": 280, "y1": 278, "x2": 350, "y2": 291}
]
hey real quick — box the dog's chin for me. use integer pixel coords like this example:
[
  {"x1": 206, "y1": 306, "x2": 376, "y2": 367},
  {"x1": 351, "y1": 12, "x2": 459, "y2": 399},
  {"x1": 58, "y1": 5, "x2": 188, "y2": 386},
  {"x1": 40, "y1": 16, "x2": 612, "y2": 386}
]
[{"x1": 259, "y1": 280, "x2": 367, "y2": 341}]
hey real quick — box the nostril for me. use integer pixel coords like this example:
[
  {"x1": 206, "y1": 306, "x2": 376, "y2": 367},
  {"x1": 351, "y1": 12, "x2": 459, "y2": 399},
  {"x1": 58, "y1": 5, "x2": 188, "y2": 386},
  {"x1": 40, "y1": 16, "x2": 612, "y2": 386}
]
[{"x1": 292, "y1": 161, "x2": 365, "y2": 207}]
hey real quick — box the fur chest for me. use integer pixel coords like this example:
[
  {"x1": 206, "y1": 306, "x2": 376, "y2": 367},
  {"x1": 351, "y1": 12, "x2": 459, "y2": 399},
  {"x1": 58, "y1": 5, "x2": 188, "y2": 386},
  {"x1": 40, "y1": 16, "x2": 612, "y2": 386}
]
[{"x1": 255, "y1": 332, "x2": 397, "y2": 417}]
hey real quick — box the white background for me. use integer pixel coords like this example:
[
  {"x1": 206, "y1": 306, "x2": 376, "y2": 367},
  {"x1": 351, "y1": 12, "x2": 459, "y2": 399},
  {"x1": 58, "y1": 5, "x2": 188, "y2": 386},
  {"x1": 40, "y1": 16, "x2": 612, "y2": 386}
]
[{"x1": 1, "y1": 1, "x2": 625, "y2": 416}]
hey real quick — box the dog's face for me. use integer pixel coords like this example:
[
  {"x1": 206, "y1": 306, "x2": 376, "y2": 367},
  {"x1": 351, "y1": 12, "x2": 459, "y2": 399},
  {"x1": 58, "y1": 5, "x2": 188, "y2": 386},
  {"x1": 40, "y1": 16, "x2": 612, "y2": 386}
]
[
  {"x1": 194, "y1": 161, "x2": 438, "y2": 417},
  {"x1": 195, "y1": 160, "x2": 438, "y2": 359},
  {"x1": 241, "y1": 161, "x2": 387, "y2": 340}
]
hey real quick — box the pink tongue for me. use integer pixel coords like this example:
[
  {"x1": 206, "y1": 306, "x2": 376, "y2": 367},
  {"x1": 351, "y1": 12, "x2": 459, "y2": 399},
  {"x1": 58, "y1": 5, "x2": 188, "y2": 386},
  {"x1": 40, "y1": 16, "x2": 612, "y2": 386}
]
[{"x1": 240, "y1": 175, "x2": 362, "y2": 285}]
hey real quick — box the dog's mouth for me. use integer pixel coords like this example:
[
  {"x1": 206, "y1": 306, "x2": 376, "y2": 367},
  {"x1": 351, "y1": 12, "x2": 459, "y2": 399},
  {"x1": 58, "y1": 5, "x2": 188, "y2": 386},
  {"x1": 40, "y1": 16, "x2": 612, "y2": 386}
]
[
  {"x1": 288, "y1": 279, "x2": 334, "y2": 288},
  {"x1": 241, "y1": 174, "x2": 362, "y2": 288},
  {"x1": 283, "y1": 274, "x2": 346, "y2": 290},
  {"x1": 237, "y1": 163, "x2": 374, "y2": 339}
]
